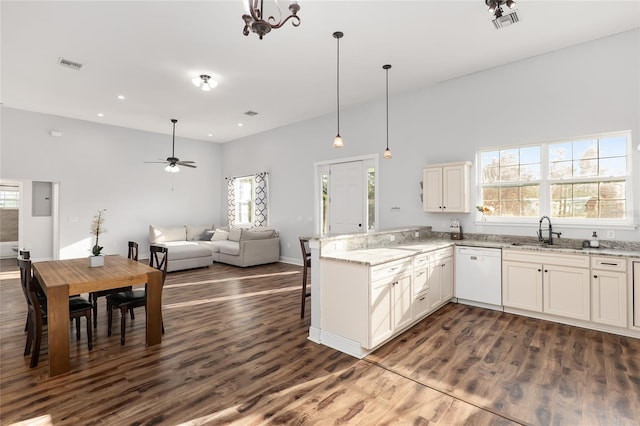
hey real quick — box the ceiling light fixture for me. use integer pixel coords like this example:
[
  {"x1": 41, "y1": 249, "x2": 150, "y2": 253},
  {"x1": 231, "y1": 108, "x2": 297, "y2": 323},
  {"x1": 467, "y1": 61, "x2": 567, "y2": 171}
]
[
  {"x1": 333, "y1": 31, "x2": 344, "y2": 149},
  {"x1": 242, "y1": 0, "x2": 300, "y2": 40},
  {"x1": 383, "y1": 64, "x2": 392, "y2": 160},
  {"x1": 192, "y1": 74, "x2": 217, "y2": 91},
  {"x1": 485, "y1": 0, "x2": 520, "y2": 29}
]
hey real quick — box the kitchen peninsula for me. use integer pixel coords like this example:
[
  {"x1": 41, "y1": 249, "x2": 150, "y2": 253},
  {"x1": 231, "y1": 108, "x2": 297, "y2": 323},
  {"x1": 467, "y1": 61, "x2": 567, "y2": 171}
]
[{"x1": 306, "y1": 227, "x2": 640, "y2": 359}]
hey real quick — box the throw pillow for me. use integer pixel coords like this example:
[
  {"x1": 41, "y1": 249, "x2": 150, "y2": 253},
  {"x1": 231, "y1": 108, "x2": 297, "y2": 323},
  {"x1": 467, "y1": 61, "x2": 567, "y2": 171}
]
[
  {"x1": 199, "y1": 229, "x2": 216, "y2": 241},
  {"x1": 211, "y1": 229, "x2": 229, "y2": 241},
  {"x1": 228, "y1": 227, "x2": 242, "y2": 242}
]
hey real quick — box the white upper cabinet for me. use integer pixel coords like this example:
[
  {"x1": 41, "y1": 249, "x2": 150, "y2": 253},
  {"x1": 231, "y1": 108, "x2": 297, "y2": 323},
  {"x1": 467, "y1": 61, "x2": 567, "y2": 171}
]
[{"x1": 423, "y1": 161, "x2": 472, "y2": 213}]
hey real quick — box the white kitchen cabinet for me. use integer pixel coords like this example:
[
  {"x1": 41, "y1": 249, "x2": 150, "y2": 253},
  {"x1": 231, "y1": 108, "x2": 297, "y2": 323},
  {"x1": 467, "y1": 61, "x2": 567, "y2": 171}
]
[
  {"x1": 370, "y1": 278, "x2": 394, "y2": 347},
  {"x1": 422, "y1": 161, "x2": 471, "y2": 213},
  {"x1": 543, "y1": 264, "x2": 591, "y2": 321},
  {"x1": 503, "y1": 260, "x2": 543, "y2": 312},
  {"x1": 502, "y1": 250, "x2": 590, "y2": 320},
  {"x1": 427, "y1": 249, "x2": 454, "y2": 311},
  {"x1": 634, "y1": 262, "x2": 640, "y2": 328},
  {"x1": 591, "y1": 256, "x2": 627, "y2": 328}
]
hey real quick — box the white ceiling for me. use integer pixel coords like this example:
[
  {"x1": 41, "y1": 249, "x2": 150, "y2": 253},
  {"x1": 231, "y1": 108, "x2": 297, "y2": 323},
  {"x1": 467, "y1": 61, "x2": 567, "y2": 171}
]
[{"x1": 2, "y1": 1, "x2": 639, "y2": 142}]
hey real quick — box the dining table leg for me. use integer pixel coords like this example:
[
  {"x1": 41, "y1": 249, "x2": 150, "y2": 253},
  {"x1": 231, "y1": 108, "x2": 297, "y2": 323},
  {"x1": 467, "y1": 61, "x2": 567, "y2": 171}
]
[
  {"x1": 47, "y1": 284, "x2": 70, "y2": 376},
  {"x1": 145, "y1": 270, "x2": 162, "y2": 346}
]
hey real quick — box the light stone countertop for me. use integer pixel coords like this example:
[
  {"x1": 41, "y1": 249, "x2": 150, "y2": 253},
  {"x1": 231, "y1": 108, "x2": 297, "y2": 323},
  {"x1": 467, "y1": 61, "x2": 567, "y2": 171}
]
[{"x1": 320, "y1": 238, "x2": 640, "y2": 266}]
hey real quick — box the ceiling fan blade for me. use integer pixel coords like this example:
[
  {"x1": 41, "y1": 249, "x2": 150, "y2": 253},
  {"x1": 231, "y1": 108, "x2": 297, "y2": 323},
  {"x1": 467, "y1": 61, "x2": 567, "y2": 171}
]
[
  {"x1": 178, "y1": 160, "x2": 196, "y2": 164},
  {"x1": 144, "y1": 161, "x2": 169, "y2": 164},
  {"x1": 177, "y1": 162, "x2": 197, "y2": 168}
]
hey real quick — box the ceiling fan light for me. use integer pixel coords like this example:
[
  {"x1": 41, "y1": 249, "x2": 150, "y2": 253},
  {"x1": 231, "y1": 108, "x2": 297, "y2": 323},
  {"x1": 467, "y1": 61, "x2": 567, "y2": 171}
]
[
  {"x1": 333, "y1": 134, "x2": 343, "y2": 148},
  {"x1": 201, "y1": 84, "x2": 211, "y2": 92},
  {"x1": 165, "y1": 164, "x2": 180, "y2": 173},
  {"x1": 192, "y1": 76, "x2": 201, "y2": 87},
  {"x1": 506, "y1": 0, "x2": 516, "y2": 9}
]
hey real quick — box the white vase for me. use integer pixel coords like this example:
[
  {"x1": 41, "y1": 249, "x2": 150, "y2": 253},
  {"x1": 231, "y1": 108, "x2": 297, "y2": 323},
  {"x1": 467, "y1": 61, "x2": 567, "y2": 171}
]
[{"x1": 89, "y1": 255, "x2": 104, "y2": 267}]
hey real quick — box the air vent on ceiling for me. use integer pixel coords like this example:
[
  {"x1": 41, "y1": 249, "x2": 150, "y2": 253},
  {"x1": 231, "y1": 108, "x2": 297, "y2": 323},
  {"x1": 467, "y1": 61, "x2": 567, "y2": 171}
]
[
  {"x1": 244, "y1": 111, "x2": 259, "y2": 117},
  {"x1": 58, "y1": 57, "x2": 83, "y2": 71}
]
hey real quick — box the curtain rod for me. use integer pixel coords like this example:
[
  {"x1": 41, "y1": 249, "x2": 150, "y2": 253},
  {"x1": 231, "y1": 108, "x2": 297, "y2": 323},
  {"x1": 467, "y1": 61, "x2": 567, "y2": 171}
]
[{"x1": 225, "y1": 171, "x2": 268, "y2": 180}]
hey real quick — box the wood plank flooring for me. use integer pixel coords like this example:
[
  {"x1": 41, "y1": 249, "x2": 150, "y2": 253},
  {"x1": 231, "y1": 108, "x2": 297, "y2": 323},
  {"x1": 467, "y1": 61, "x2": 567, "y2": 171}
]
[{"x1": 1, "y1": 259, "x2": 638, "y2": 425}]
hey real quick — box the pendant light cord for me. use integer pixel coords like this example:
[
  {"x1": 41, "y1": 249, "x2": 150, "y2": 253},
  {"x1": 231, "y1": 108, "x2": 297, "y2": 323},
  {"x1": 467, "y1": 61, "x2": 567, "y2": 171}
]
[
  {"x1": 336, "y1": 35, "x2": 340, "y2": 135},
  {"x1": 385, "y1": 67, "x2": 389, "y2": 150}
]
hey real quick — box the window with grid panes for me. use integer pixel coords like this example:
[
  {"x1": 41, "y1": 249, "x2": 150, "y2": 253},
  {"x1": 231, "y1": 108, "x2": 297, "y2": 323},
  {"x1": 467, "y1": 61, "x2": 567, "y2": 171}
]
[{"x1": 479, "y1": 131, "x2": 632, "y2": 223}]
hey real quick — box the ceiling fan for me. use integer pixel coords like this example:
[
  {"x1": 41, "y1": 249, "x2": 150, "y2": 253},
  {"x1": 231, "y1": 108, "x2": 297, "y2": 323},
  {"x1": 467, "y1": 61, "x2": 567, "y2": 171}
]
[{"x1": 146, "y1": 119, "x2": 197, "y2": 173}]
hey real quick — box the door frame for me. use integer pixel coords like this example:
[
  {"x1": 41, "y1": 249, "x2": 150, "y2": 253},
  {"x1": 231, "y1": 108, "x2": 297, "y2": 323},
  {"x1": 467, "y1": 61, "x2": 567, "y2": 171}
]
[{"x1": 313, "y1": 154, "x2": 379, "y2": 236}]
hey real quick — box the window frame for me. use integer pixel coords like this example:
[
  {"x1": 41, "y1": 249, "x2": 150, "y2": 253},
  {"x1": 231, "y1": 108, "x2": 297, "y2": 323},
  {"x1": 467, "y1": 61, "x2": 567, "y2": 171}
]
[{"x1": 476, "y1": 130, "x2": 635, "y2": 229}]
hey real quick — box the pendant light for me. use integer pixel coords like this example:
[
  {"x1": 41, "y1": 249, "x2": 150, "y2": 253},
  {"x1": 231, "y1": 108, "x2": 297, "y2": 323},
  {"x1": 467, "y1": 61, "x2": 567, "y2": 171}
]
[
  {"x1": 333, "y1": 31, "x2": 344, "y2": 148},
  {"x1": 383, "y1": 64, "x2": 392, "y2": 159}
]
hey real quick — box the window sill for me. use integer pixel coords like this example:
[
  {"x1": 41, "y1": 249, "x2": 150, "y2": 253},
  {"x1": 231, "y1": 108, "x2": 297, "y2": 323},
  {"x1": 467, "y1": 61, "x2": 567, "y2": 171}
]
[{"x1": 474, "y1": 220, "x2": 637, "y2": 231}]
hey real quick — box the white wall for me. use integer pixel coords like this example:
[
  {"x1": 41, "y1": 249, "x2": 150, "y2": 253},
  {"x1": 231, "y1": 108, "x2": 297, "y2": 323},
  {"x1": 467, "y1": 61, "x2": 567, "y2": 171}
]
[
  {"x1": 1, "y1": 31, "x2": 637, "y2": 263},
  {"x1": 221, "y1": 29, "x2": 640, "y2": 262},
  {"x1": 0, "y1": 109, "x2": 223, "y2": 260}
]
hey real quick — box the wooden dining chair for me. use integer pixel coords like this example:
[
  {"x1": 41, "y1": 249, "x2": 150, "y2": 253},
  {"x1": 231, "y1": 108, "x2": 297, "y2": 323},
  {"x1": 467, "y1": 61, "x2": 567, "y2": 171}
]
[
  {"x1": 18, "y1": 257, "x2": 93, "y2": 368},
  {"x1": 19, "y1": 250, "x2": 48, "y2": 332},
  {"x1": 89, "y1": 241, "x2": 138, "y2": 328},
  {"x1": 106, "y1": 245, "x2": 168, "y2": 345},
  {"x1": 299, "y1": 238, "x2": 312, "y2": 318}
]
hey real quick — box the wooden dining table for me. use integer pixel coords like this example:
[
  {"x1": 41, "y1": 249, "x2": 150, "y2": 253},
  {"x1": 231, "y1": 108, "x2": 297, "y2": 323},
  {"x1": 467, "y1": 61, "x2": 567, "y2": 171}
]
[{"x1": 32, "y1": 255, "x2": 163, "y2": 377}]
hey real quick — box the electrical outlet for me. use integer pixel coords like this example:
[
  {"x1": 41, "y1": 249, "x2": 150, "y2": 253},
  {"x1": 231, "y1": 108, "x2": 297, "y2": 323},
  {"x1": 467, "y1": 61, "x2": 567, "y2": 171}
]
[
  {"x1": 606, "y1": 230, "x2": 615, "y2": 239},
  {"x1": 414, "y1": 231, "x2": 419, "y2": 238},
  {"x1": 389, "y1": 235, "x2": 395, "y2": 242}
]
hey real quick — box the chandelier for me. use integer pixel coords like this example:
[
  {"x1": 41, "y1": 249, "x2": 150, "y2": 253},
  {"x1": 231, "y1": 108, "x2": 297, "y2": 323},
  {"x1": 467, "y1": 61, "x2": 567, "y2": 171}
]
[
  {"x1": 485, "y1": 0, "x2": 519, "y2": 29},
  {"x1": 242, "y1": 0, "x2": 301, "y2": 40}
]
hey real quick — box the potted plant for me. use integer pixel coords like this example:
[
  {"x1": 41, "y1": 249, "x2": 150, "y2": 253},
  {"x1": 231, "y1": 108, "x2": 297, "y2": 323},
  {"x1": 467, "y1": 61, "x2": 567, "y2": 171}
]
[
  {"x1": 89, "y1": 209, "x2": 106, "y2": 267},
  {"x1": 476, "y1": 205, "x2": 494, "y2": 221}
]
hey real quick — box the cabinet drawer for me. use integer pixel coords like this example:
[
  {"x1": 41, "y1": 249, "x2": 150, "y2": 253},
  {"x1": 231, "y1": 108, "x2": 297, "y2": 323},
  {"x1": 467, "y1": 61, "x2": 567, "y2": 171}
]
[
  {"x1": 371, "y1": 258, "x2": 413, "y2": 283},
  {"x1": 413, "y1": 254, "x2": 429, "y2": 269},
  {"x1": 413, "y1": 291, "x2": 430, "y2": 320},
  {"x1": 431, "y1": 247, "x2": 454, "y2": 263},
  {"x1": 502, "y1": 249, "x2": 589, "y2": 268},
  {"x1": 591, "y1": 256, "x2": 626, "y2": 272}
]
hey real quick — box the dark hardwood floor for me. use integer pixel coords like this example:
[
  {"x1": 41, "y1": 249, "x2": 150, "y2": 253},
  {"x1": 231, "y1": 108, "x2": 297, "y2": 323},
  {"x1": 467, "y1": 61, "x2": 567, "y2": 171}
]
[{"x1": 1, "y1": 258, "x2": 638, "y2": 425}]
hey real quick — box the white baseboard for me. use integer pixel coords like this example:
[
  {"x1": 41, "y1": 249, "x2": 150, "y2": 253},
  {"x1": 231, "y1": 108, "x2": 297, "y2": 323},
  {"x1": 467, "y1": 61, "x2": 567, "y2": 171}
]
[{"x1": 318, "y1": 330, "x2": 369, "y2": 359}]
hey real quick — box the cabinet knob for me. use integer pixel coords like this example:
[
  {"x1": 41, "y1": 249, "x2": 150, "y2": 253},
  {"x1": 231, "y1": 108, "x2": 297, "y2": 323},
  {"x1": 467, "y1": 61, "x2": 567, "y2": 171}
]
[
  {"x1": 537, "y1": 269, "x2": 542, "y2": 272},
  {"x1": 544, "y1": 269, "x2": 548, "y2": 273},
  {"x1": 593, "y1": 275, "x2": 598, "y2": 278},
  {"x1": 419, "y1": 296, "x2": 425, "y2": 301}
]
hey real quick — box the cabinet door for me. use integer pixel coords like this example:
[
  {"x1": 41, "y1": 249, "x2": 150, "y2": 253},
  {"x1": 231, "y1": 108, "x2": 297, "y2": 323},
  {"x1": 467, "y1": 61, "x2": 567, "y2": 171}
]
[
  {"x1": 393, "y1": 274, "x2": 413, "y2": 331},
  {"x1": 635, "y1": 262, "x2": 640, "y2": 328},
  {"x1": 441, "y1": 257, "x2": 454, "y2": 301},
  {"x1": 543, "y1": 265, "x2": 590, "y2": 321},
  {"x1": 422, "y1": 167, "x2": 443, "y2": 212},
  {"x1": 442, "y1": 165, "x2": 468, "y2": 213},
  {"x1": 370, "y1": 279, "x2": 393, "y2": 348},
  {"x1": 502, "y1": 261, "x2": 543, "y2": 312},
  {"x1": 592, "y1": 270, "x2": 627, "y2": 328},
  {"x1": 427, "y1": 263, "x2": 443, "y2": 311}
]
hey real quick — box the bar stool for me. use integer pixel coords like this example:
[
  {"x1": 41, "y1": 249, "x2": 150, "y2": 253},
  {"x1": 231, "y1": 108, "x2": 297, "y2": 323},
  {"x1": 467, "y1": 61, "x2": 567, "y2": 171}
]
[{"x1": 299, "y1": 238, "x2": 311, "y2": 318}]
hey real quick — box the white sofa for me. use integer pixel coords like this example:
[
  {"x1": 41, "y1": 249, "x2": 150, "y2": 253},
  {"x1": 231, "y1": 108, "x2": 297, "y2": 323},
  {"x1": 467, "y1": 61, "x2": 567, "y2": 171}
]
[{"x1": 149, "y1": 224, "x2": 280, "y2": 272}]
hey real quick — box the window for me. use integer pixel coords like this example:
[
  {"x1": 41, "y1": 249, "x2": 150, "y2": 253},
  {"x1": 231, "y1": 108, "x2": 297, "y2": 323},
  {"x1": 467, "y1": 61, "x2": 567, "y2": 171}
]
[
  {"x1": 227, "y1": 173, "x2": 269, "y2": 227},
  {"x1": 235, "y1": 176, "x2": 254, "y2": 225},
  {"x1": 0, "y1": 189, "x2": 19, "y2": 208},
  {"x1": 478, "y1": 131, "x2": 632, "y2": 224}
]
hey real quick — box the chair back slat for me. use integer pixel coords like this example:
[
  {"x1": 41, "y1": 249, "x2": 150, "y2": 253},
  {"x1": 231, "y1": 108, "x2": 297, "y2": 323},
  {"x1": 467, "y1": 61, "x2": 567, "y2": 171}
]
[
  {"x1": 17, "y1": 258, "x2": 43, "y2": 319},
  {"x1": 299, "y1": 238, "x2": 310, "y2": 260},
  {"x1": 127, "y1": 241, "x2": 139, "y2": 261}
]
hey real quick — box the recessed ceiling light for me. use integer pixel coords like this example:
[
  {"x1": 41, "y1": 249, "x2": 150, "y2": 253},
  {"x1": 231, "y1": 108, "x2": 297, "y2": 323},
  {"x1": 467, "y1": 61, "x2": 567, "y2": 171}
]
[
  {"x1": 238, "y1": 123, "x2": 243, "y2": 127},
  {"x1": 117, "y1": 95, "x2": 125, "y2": 100},
  {"x1": 208, "y1": 133, "x2": 213, "y2": 137},
  {"x1": 97, "y1": 113, "x2": 104, "y2": 117}
]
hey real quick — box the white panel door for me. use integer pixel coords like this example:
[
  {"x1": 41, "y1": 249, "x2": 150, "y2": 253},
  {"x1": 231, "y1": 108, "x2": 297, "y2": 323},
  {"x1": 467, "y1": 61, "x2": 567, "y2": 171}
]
[{"x1": 329, "y1": 161, "x2": 364, "y2": 234}]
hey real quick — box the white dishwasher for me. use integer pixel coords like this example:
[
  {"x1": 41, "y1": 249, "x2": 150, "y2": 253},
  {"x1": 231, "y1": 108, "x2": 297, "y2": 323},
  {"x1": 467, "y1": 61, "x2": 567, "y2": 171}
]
[{"x1": 455, "y1": 246, "x2": 502, "y2": 309}]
